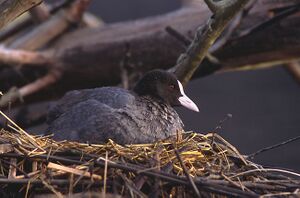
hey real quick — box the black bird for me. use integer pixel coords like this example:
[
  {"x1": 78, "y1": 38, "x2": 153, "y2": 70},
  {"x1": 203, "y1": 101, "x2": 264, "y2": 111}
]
[{"x1": 47, "y1": 70, "x2": 199, "y2": 144}]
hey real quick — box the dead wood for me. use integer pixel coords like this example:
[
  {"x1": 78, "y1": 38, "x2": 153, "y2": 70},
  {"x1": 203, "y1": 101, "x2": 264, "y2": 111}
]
[
  {"x1": 0, "y1": 0, "x2": 91, "y2": 108},
  {"x1": 9, "y1": 0, "x2": 91, "y2": 50},
  {"x1": 46, "y1": 0, "x2": 300, "y2": 87},
  {"x1": 29, "y1": 3, "x2": 50, "y2": 23},
  {"x1": 171, "y1": 0, "x2": 251, "y2": 85},
  {"x1": 0, "y1": 0, "x2": 300, "y2": 104},
  {"x1": 285, "y1": 61, "x2": 300, "y2": 83},
  {"x1": 0, "y1": 125, "x2": 299, "y2": 197},
  {"x1": 0, "y1": 0, "x2": 42, "y2": 30}
]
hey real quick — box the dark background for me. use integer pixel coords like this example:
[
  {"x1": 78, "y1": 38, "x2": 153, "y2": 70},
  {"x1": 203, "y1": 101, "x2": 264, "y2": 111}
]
[{"x1": 73, "y1": 0, "x2": 300, "y2": 171}]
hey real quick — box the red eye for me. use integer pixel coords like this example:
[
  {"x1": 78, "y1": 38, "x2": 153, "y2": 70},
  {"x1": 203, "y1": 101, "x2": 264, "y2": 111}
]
[{"x1": 169, "y1": 85, "x2": 175, "y2": 89}]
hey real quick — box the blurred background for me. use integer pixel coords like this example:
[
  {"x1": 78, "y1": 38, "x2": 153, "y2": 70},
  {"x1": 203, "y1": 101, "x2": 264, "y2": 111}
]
[{"x1": 89, "y1": 0, "x2": 300, "y2": 171}]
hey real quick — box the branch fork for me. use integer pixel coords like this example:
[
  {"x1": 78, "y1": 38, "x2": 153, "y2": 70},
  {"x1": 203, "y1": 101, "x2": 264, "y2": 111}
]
[{"x1": 172, "y1": 0, "x2": 250, "y2": 85}]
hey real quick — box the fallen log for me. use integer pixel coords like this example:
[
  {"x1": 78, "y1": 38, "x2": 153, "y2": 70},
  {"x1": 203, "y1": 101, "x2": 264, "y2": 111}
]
[{"x1": 0, "y1": 0, "x2": 300, "y2": 103}]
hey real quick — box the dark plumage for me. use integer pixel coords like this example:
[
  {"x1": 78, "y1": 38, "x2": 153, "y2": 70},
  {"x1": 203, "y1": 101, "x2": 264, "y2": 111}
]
[{"x1": 47, "y1": 70, "x2": 199, "y2": 144}]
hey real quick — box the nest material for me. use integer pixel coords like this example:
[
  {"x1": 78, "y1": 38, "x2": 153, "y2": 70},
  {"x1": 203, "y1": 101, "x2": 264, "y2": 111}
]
[{"x1": 0, "y1": 111, "x2": 299, "y2": 197}]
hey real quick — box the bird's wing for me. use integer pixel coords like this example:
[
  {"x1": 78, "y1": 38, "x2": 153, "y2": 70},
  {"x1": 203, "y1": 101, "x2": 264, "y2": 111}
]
[{"x1": 47, "y1": 87, "x2": 135, "y2": 123}]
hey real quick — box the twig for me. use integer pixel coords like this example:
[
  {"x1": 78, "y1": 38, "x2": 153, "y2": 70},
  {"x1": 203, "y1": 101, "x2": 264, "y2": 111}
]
[
  {"x1": 209, "y1": 12, "x2": 243, "y2": 52},
  {"x1": 0, "y1": 178, "x2": 106, "y2": 185},
  {"x1": 175, "y1": 149, "x2": 201, "y2": 198},
  {"x1": 82, "y1": 12, "x2": 103, "y2": 28},
  {"x1": 47, "y1": 162, "x2": 102, "y2": 180},
  {"x1": 171, "y1": 0, "x2": 251, "y2": 85},
  {"x1": 0, "y1": 47, "x2": 52, "y2": 66},
  {"x1": 148, "y1": 146, "x2": 163, "y2": 197},
  {"x1": 0, "y1": 0, "x2": 75, "y2": 42},
  {"x1": 237, "y1": 3, "x2": 300, "y2": 39},
  {"x1": 10, "y1": 0, "x2": 91, "y2": 50},
  {"x1": 269, "y1": 3, "x2": 299, "y2": 15},
  {"x1": 68, "y1": 173, "x2": 74, "y2": 195},
  {"x1": 248, "y1": 135, "x2": 300, "y2": 159},
  {"x1": 119, "y1": 173, "x2": 147, "y2": 198},
  {"x1": 211, "y1": 114, "x2": 232, "y2": 145},
  {"x1": 119, "y1": 43, "x2": 131, "y2": 89},
  {"x1": 102, "y1": 151, "x2": 108, "y2": 196},
  {"x1": 230, "y1": 168, "x2": 300, "y2": 179},
  {"x1": 7, "y1": 158, "x2": 17, "y2": 179},
  {"x1": 285, "y1": 61, "x2": 300, "y2": 84},
  {"x1": 0, "y1": 110, "x2": 43, "y2": 151},
  {"x1": 1, "y1": 158, "x2": 29, "y2": 178},
  {"x1": 0, "y1": 69, "x2": 61, "y2": 108},
  {"x1": 261, "y1": 191, "x2": 300, "y2": 198},
  {"x1": 165, "y1": 26, "x2": 191, "y2": 47},
  {"x1": 212, "y1": 2, "x2": 262, "y2": 52},
  {"x1": 41, "y1": 178, "x2": 64, "y2": 198},
  {"x1": 0, "y1": 87, "x2": 21, "y2": 108},
  {"x1": 221, "y1": 172, "x2": 252, "y2": 193},
  {"x1": 165, "y1": 26, "x2": 220, "y2": 67},
  {"x1": 0, "y1": 152, "x2": 257, "y2": 197},
  {"x1": 19, "y1": 69, "x2": 62, "y2": 97},
  {"x1": 68, "y1": 0, "x2": 92, "y2": 23}
]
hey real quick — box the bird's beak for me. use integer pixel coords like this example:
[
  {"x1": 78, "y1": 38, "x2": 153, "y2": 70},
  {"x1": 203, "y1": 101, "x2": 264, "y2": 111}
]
[{"x1": 177, "y1": 80, "x2": 199, "y2": 112}]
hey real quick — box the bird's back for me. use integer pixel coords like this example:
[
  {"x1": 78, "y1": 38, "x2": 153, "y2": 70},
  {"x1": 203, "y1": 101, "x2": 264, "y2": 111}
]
[
  {"x1": 47, "y1": 87, "x2": 183, "y2": 144},
  {"x1": 47, "y1": 87, "x2": 135, "y2": 123}
]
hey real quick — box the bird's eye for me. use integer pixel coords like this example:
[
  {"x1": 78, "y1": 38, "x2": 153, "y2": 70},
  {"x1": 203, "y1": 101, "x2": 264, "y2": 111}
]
[{"x1": 169, "y1": 85, "x2": 175, "y2": 89}]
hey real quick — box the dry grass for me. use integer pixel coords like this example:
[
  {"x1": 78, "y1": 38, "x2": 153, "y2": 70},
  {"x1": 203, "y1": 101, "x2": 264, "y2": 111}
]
[{"x1": 0, "y1": 110, "x2": 299, "y2": 197}]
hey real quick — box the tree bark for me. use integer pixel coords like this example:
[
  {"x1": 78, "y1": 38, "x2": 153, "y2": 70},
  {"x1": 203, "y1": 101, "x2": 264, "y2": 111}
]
[
  {"x1": 46, "y1": 1, "x2": 300, "y2": 87},
  {"x1": 0, "y1": 0, "x2": 42, "y2": 30},
  {"x1": 1, "y1": 0, "x2": 300, "y2": 102}
]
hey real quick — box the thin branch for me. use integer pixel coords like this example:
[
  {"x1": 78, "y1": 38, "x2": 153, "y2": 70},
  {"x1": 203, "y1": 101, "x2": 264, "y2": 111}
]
[
  {"x1": 7, "y1": 158, "x2": 17, "y2": 178},
  {"x1": 102, "y1": 151, "x2": 108, "y2": 196},
  {"x1": 248, "y1": 135, "x2": 300, "y2": 159},
  {"x1": 165, "y1": 0, "x2": 257, "y2": 53},
  {"x1": 0, "y1": 69, "x2": 61, "y2": 108},
  {"x1": 0, "y1": 178, "x2": 106, "y2": 186},
  {"x1": 67, "y1": 0, "x2": 91, "y2": 23},
  {"x1": 1, "y1": 153, "x2": 257, "y2": 197},
  {"x1": 209, "y1": 12, "x2": 243, "y2": 53},
  {"x1": 230, "y1": 168, "x2": 300, "y2": 179},
  {"x1": 165, "y1": 26, "x2": 220, "y2": 65},
  {"x1": 82, "y1": 12, "x2": 103, "y2": 28},
  {"x1": 119, "y1": 43, "x2": 131, "y2": 89},
  {"x1": 0, "y1": 47, "x2": 52, "y2": 66},
  {"x1": 119, "y1": 173, "x2": 147, "y2": 198},
  {"x1": 237, "y1": 3, "x2": 300, "y2": 39},
  {"x1": 211, "y1": 114, "x2": 233, "y2": 145},
  {"x1": 0, "y1": 0, "x2": 74, "y2": 42},
  {"x1": 1, "y1": 158, "x2": 29, "y2": 178},
  {"x1": 0, "y1": 87, "x2": 21, "y2": 108},
  {"x1": 19, "y1": 69, "x2": 62, "y2": 97},
  {"x1": 285, "y1": 61, "x2": 300, "y2": 84},
  {"x1": 10, "y1": 0, "x2": 91, "y2": 50},
  {"x1": 165, "y1": 26, "x2": 191, "y2": 47},
  {"x1": 171, "y1": 0, "x2": 250, "y2": 85},
  {"x1": 175, "y1": 149, "x2": 201, "y2": 198},
  {"x1": 209, "y1": 0, "x2": 258, "y2": 52}
]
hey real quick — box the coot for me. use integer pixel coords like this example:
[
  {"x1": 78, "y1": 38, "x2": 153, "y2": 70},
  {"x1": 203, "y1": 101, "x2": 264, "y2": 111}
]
[{"x1": 47, "y1": 70, "x2": 199, "y2": 144}]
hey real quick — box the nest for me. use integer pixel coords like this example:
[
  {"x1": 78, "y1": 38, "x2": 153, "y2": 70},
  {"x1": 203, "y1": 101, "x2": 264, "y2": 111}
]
[{"x1": 0, "y1": 111, "x2": 299, "y2": 197}]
